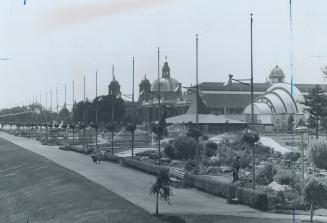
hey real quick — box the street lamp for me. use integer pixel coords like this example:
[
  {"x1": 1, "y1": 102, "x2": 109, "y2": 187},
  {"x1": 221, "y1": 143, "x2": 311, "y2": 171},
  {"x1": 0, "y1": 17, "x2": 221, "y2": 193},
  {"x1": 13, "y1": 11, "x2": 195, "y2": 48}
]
[
  {"x1": 225, "y1": 13, "x2": 255, "y2": 189},
  {"x1": 296, "y1": 125, "x2": 308, "y2": 184}
]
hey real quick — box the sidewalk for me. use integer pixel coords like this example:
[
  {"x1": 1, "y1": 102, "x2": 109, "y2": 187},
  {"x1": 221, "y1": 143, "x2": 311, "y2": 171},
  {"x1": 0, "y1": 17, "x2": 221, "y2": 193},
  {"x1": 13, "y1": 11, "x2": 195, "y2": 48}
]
[{"x1": 1, "y1": 132, "x2": 326, "y2": 222}]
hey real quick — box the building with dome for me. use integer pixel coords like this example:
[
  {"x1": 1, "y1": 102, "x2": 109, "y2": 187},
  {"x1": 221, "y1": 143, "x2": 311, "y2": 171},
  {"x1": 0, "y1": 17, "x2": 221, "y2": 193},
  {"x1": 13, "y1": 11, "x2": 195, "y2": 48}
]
[
  {"x1": 138, "y1": 64, "x2": 327, "y2": 130},
  {"x1": 139, "y1": 60, "x2": 184, "y2": 123}
]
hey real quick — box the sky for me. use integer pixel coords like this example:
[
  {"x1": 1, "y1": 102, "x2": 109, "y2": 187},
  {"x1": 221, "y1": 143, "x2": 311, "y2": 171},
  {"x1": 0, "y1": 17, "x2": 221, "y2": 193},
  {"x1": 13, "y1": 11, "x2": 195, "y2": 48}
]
[{"x1": 0, "y1": 0, "x2": 327, "y2": 109}]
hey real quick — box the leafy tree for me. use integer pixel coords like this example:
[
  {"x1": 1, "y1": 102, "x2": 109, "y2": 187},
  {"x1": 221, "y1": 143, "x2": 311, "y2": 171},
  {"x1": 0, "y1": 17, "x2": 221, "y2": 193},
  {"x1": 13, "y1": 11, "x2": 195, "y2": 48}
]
[
  {"x1": 320, "y1": 116, "x2": 327, "y2": 137},
  {"x1": 303, "y1": 178, "x2": 327, "y2": 222},
  {"x1": 300, "y1": 85, "x2": 327, "y2": 139},
  {"x1": 58, "y1": 107, "x2": 71, "y2": 124},
  {"x1": 150, "y1": 170, "x2": 173, "y2": 216},
  {"x1": 309, "y1": 139, "x2": 327, "y2": 170}
]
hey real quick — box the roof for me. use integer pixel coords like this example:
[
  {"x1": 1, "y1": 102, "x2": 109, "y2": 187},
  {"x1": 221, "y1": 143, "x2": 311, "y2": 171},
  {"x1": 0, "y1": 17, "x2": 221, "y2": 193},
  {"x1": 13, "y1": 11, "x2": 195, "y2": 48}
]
[
  {"x1": 198, "y1": 82, "x2": 270, "y2": 92},
  {"x1": 269, "y1": 65, "x2": 285, "y2": 78},
  {"x1": 165, "y1": 114, "x2": 247, "y2": 124}
]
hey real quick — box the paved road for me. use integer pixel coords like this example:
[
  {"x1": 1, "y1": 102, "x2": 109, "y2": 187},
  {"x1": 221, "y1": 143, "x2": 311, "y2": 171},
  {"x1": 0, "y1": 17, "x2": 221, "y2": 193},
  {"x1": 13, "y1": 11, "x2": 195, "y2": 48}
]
[
  {"x1": 1, "y1": 132, "x2": 326, "y2": 222},
  {"x1": 0, "y1": 138, "x2": 162, "y2": 223}
]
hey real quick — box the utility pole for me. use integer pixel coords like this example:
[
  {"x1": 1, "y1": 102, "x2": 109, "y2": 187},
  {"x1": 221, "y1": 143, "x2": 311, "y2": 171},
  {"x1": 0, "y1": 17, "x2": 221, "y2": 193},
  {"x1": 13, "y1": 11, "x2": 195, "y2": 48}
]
[
  {"x1": 250, "y1": 13, "x2": 255, "y2": 190},
  {"x1": 83, "y1": 75, "x2": 86, "y2": 149},
  {"x1": 132, "y1": 57, "x2": 135, "y2": 159},
  {"x1": 111, "y1": 65, "x2": 115, "y2": 155},
  {"x1": 95, "y1": 70, "x2": 98, "y2": 150},
  {"x1": 195, "y1": 34, "x2": 199, "y2": 175},
  {"x1": 157, "y1": 47, "x2": 161, "y2": 167},
  {"x1": 72, "y1": 80, "x2": 75, "y2": 146}
]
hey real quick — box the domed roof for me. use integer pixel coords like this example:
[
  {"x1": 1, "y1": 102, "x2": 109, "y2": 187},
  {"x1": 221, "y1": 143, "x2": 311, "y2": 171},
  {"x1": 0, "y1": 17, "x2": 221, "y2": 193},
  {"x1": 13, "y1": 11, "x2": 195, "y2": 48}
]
[
  {"x1": 269, "y1": 65, "x2": 285, "y2": 78},
  {"x1": 139, "y1": 75, "x2": 151, "y2": 87},
  {"x1": 244, "y1": 83, "x2": 304, "y2": 115},
  {"x1": 151, "y1": 77, "x2": 180, "y2": 92}
]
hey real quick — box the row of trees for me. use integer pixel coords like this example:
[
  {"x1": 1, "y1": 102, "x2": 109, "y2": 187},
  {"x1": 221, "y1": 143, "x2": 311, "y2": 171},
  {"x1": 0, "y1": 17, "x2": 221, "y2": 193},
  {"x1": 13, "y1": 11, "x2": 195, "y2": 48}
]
[{"x1": 0, "y1": 95, "x2": 133, "y2": 128}]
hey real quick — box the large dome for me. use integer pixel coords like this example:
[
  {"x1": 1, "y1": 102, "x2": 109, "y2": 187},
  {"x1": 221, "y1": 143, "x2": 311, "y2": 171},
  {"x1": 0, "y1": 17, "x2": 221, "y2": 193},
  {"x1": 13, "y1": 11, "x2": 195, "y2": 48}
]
[
  {"x1": 151, "y1": 77, "x2": 180, "y2": 92},
  {"x1": 244, "y1": 83, "x2": 304, "y2": 114}
]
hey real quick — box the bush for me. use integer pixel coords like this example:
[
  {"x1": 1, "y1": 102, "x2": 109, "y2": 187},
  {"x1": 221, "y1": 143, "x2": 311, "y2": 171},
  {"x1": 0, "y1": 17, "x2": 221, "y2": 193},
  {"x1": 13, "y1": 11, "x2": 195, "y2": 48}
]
[
  {"x1": 184, "y1": 160, "x2": 196, "y2": 171},
  {"x1": 239, "y1": 150, "x2": 251, "y2": 169},
  {"x1": 103, "y1": 152, "x2": 120, "y2": 163},
  {"x1": 284, "y1": 152, "x2": 301, "y2": 162},
  {"x1": 274, "y1": 170, "x2": 300, "y2": 190},
  {"x1": 183, "y1": 173, "x2": 237, "y2": 200},
  {"x1": 309, "y1": 140, "x2": 327, "y2": 170},
  {"x1": 164, "y1": 145, "x2": 180, "y2": 160},
  {"x1": 206, "y1": 141, "x2": 218, "y2": 157},
  {"x1": 235, "y1": 187, "x2": 268, "y2": 211},
  {"x1": 256, "y1": 162, "x2": 276, "y2": 185},
  {"x1": 123, "y1": 158, "x2": 169, "y2": 175},
  {"x1": 174, "y1": 136, "x2": 197, "y2": 160}
]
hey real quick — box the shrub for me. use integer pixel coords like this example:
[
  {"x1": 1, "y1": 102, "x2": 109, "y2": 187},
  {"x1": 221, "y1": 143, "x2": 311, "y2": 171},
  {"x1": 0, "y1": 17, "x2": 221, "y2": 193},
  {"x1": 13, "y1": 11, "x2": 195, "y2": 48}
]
[
  {"x1": 256, "y1": 162, "x2": 276, "y2": 185},
  {"x1": 183, "y1": 173, "x2": 237, "y2": 200},
  {"x1": 174, "y1": 136, "x2": 196, "y2": 160},
  {"x1": 164, "y1": 145, "x2": 180, "y2": 160},
  {"x1": 309, "y1": 140, "x2": 327, "y2": 170},
  {"x1": 239, "y1": 150, "x2": 251, "y2": 169},
  {"x1": 206, "y1": 141, "x2": 218, "y2": 157},
  {"x1": 123, "y1": 158, "x2": 169, "y2": 175},
  {"x1": 235, "y1": 187, "x2": 268, "y2": 211},
  {"x1": 303, "y1": 178, "x2": 327, "y2": 222},
  {"x1": 284, "y1": 152, "x2": 301, "y2": 162},
  {"x1": 103, "y1": 152, "x2": 120, "y2": 163},
  {"x1": 184, "y1": 160, "x2": 196, "y2": 171}
]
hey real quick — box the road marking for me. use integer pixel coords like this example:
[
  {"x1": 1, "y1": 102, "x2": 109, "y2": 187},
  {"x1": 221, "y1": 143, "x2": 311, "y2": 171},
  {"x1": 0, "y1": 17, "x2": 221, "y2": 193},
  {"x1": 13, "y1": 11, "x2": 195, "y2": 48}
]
[
  {"x1": 5, "y1": 173, "x2": 15, "y2": 177},
  {"x1": 0, "y1": 166, "x2": 23, "y2": 173}
]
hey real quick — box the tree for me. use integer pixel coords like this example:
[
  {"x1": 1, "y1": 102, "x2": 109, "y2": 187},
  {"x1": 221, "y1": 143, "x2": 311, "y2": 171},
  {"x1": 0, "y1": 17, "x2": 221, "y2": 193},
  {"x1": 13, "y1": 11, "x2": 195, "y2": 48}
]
[
  {"x1": 309, "y1": 139, "x2": 327, "y2": 170},
  {"x1": 150, "y1": 170, "x2": 173, "y2": 216},
  {"x1": 300, "y1": 85, "x2": 327, "y2": 139},
  {"x1": 303, "y1": 178, "x2": 327, "y2": 222}
]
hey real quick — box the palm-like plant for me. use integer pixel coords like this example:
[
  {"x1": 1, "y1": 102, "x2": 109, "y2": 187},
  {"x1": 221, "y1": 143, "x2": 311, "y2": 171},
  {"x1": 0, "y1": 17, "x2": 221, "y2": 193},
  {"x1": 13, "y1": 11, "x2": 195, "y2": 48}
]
[{"x1": 150, "y1": 170, "x2": 173, "y2": 216}]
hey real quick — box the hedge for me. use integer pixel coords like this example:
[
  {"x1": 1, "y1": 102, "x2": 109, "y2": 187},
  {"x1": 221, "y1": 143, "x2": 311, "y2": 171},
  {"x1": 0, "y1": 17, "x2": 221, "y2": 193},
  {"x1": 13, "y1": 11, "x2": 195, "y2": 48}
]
[
  {"x1": 235, "y1": 187, "x2": 268, "y2": 211},
  {"x1": 184, "y1": 173, "x2": 236, "y2": 202},
  {"x1": 103, "y1": 152, "x2": 120, "y2": 163},
  {"x1": 122, "y1": 158, "x2": 169, "y2": 175}
]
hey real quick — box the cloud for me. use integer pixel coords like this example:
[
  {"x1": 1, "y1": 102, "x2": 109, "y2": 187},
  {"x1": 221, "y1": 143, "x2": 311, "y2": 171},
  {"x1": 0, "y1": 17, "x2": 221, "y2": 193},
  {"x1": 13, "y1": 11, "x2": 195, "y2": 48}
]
[{"x1": 42, "y1": 0, "x2": 171, "y2": 30}]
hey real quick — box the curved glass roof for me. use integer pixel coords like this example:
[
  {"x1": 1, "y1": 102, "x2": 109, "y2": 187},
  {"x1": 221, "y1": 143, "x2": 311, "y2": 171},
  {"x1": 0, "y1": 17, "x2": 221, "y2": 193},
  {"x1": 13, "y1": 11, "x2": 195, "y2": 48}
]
[{"x1": 244, "y1": 83, "x2": 304, "y2": 115}]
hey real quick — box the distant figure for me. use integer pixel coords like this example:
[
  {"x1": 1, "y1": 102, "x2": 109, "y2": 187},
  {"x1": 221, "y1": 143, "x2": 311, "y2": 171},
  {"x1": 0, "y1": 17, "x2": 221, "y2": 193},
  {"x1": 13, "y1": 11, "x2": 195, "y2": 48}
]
[
  {"x1": 232, "y1": 156, "x2": 241, "y2": 182},
  {"x1": 91, "y1": 149, "x2": 101, "y2": 164}
]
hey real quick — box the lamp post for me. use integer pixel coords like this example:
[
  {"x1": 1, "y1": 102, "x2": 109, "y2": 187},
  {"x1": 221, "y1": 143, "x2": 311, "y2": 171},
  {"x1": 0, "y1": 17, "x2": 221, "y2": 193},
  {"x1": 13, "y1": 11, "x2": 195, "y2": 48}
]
[
  {"x1": 225, "y1": 13, "x2": 255, "y2": 189},
  {"x1": 296, "y1": 125, "x2": 308, "y2": 184}
]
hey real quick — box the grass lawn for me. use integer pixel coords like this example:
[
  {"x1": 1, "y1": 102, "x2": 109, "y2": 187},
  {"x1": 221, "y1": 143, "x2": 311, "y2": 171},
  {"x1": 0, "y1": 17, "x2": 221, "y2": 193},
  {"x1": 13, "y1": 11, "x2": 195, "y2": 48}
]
[
  {"x1": 0, "y1": 138, "x2": 162, "y2": 223},
  {"x1": 175, "y1": 214, "x2": 292, "y2": 223}
]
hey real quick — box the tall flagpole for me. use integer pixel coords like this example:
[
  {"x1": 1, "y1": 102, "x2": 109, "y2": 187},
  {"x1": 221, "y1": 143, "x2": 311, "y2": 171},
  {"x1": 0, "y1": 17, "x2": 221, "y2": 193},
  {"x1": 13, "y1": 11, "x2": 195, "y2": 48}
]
[
  {"x1": 195, "y1": 34, "x2": 199, "y2": 175},
  {"x1": 132, "y1": 57, "x2": 135, "y2": 159},
  {"x1": 95, "y1": 70, "x2": 98, "y2": 150}
]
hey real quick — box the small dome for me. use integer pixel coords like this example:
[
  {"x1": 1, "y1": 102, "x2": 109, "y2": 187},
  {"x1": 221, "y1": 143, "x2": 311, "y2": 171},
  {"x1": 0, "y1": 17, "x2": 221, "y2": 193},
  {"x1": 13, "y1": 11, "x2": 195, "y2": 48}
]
[
  {"x1": 269, "y1": 65, "x2": 285, "y2": 83},
  {"x1": 269, "y1": 65, "x2": 285, "y2": 78},
  {"x1": 109, "y1": 78, "x2": 120, "y2": 97},
  {"x1": 139, "y1": 75, "x2": 151, "y2": 87},
  {"x1": 139, "y1": 75, "x2": 151, "y2": 93},
  {"x1": 151, "y1": 77, "x2": 180, "y2": 92}
]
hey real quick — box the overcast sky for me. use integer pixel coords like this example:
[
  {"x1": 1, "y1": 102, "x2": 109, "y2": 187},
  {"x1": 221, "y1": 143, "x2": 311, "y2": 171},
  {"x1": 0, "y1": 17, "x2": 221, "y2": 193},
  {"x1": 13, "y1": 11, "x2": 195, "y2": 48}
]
[{"x1": 0, "y1": 0, "x2": 327, "y2": 109}]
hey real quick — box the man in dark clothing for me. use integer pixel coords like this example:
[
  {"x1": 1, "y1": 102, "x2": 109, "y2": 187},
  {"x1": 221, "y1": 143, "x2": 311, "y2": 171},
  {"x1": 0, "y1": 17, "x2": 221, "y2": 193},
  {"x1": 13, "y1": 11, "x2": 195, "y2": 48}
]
[{"x1": 232, "y1": 156, "x2": 241, "y2": 182}]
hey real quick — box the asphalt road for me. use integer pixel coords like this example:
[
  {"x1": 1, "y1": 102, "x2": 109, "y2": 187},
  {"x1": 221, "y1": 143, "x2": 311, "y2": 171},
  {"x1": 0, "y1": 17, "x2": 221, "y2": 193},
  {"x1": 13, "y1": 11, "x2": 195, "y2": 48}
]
[{"x1": 0, "y1": 137, "x2": 162, "y2": 223}]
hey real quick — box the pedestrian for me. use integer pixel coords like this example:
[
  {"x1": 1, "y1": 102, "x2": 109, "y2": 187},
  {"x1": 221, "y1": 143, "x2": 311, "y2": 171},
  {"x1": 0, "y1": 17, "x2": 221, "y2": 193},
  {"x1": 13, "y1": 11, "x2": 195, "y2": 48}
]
[{"x1": 232, "y1": 156, "x2": 241, "y2": 182}]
